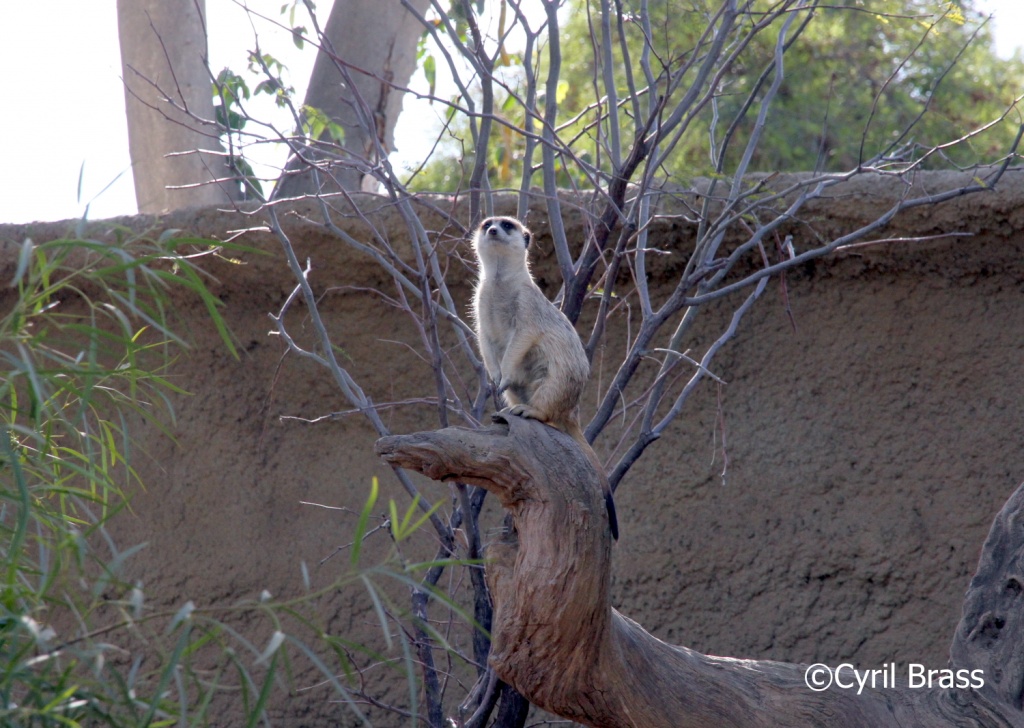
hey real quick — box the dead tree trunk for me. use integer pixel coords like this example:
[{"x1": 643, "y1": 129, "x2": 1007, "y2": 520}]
[{"x1": 376, "y1": 413, "x2": 1024, "y2": 727}]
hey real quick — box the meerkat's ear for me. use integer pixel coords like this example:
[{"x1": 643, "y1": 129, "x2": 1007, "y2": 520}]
[{"x1": 522, "y1": 229, "x2": 531, "y2": 248}]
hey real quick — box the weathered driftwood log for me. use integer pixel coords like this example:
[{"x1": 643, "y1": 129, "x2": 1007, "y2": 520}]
[
  {"x1": 375, "y1": 413, "x2": 1024, "y2": 727},
  {"x1": 951, "y1": 484, "x2": 1024, "y2": 719}
]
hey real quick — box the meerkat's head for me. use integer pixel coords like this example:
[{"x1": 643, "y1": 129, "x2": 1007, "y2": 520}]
[{"x1": 473, "y1": 216, "x2": 531, "y2": 275}]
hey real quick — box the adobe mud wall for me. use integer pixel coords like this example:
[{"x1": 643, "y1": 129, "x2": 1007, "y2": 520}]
[{"x1": 3, "y1": 170, "x2": 1023, "y2": 725}]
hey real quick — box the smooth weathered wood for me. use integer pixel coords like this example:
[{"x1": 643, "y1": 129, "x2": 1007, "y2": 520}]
[
  {"x1": 950, "y1": 483, "x2": 1024, "y2": 714},
  {"x1": 376, "y1": 413, "x2": 1024, "y2": 727}
]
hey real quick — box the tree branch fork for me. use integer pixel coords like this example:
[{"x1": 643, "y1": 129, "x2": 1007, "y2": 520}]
[{"x1": 376, "y1": 414, "x2": 1024, "y2": 728}]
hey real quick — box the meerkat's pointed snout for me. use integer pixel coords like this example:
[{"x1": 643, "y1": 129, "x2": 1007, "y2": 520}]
[{"x1": 478, "y1": 217, "x2": 531, "y2": 248}]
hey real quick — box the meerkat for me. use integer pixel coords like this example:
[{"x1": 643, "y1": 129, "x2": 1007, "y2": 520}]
[{"x1": 472, "y1": 216, "x2": 619, "y2": 540}]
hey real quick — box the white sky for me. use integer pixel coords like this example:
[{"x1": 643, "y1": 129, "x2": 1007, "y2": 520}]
[{"x1": 1, "y1": 0, "x2": 1021, "y2": 225}]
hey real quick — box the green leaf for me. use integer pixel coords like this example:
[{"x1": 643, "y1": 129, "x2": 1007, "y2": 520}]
[
  {"x1": 214, "y1": 68, "x2": 250, "y2": 102},
  {"x1": 300, "y1": 105, "x2": 327, "y2": 140},
  {"x1": 226, "y1": 109, "x2": 246, "y2": 132},
  {"x1": 284, "y1": 634, "x2": 370, "y2": 725},
  {"x1": 255, "y1": 79, "x2": 276, "y2": 96},
  {"x1": 76, "y1": 160, "x2": 85, "y2": 205},
  {"x1": 556, "y1": 80, "x2": 570, "y2": 105},
  {"x1": 388, "y1": 498, "x2": 400, "y2": 540},
  {"x1": 215, "y1": 103, "x2": 228, "y2": 129},
  {"x1": 167, "y1": 600, "x2": 195, "y2": 633},
  {"x1": 416, "y1": 32, "x2": 429, "y2": 63},
  {"x1": 11, "y1": 237, "x2": 33, "y2": 287},
  {"x1": 350, "y1": 476, "x2": 378, "y2": 566},
  {"x1": 255, "y1": 631, "x2": 286, "y2": 665},
  {"x1": 157, "y1": 228, "x2": 182, "y2": 244},
  {"x1": 142, "y1": 622, "x2": 192, "y2": 725},
  {"x1": 402, "y1": 498, "x2": 443, "y2": 541},
  {"x1": 233, "y1": 156, "x2": 265, "y2": 199},
  {"x1": 946, "y1": 2, "x2": 965, "y2": 26},
  {"x1": 245, "y1": 649, "x2": 278, "y2": 728},
  {"x1": 423, "y1": 54, "x2": 437, "y2": 99},
  {"x1": 325, "y1": 121, "x2": 345, "y2": 145},
  {"x1": 359, "y1": 574, "x2": 392, "y2": 650},
  {"x1": 389, "y1": 494, "x2": 441, "y2": 542}
]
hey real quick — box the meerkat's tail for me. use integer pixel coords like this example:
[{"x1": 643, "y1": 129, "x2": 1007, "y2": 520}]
[
  {"x1": 602, "y1": 483, "x2": 618, "y2": 540},
  {"x1": 604, "y1": 486, "x2": 620, "y2": 542}
]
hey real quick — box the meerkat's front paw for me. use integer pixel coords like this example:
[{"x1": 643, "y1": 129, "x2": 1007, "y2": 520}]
[{"x1": 507, "y1": 404, "x2": 541, "y2": 421}]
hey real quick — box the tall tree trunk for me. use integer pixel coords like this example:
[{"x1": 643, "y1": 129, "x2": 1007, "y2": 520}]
[
  {"x1": 273, "y1": 0, "x2": 431, "y2": 198},
  {"x1": 117, "y1": 0, "x2": 240, "y2": 213}
]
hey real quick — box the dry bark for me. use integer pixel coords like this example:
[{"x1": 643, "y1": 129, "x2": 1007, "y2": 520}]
[
  {"x1": 950, "y1": 484, "x2": 1024, "y2": 716},
  {"x1": 376, "y1": 413, "x2": 1024, "y2": 728}
]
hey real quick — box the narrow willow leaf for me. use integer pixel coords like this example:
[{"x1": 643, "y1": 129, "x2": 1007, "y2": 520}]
[
  {"x1": 256, "y1": 630, "x2": 286, "y2": 665},
  {"x1": 11, "y1": 237, "x2": 33, "y2": 287},
  {"x1": 167, "y1": 600, "x2": 195, "y2": 633}
]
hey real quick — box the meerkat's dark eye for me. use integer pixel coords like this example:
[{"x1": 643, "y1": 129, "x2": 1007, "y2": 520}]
[{"x1": 500, "y1": 220, "x2": 515, "y2": 231}]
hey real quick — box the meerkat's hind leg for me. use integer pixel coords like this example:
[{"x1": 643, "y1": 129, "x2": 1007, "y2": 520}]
[
  {"x1": 520, "y1": 366, "x2": 585, "y2": 427},
  {"x1": 497, "y1": 329, "x2": 540, "y2": 394}
]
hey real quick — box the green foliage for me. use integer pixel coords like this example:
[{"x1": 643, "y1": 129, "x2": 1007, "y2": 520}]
[
  {"x1": 702, "y1": 0, "x2": 1024, "y2": 172},
  {"x1": 213, "y1": 51, "x2": 299, "y2": 202},
  {"x1": 213, "y1": 69, "x2": 265, "y2": 201},
  {"x1": 0, "y1": 228, "x2": 228, "y2": 724},
  {"x1": 300, "y1": 105, "x2": 346, "y2": 146},
  {"x1": 388, "y1": 492, "x2": 444, "y2": 544},
  {"x1": 213, "y1": 5, "x2": 308, "y2": 203},
  {"x1": 406, "y1": 0, "x2": 1023, "y2": 191},
  {"x1": 0, "y1": 229, "x2": 447, "y2": 725},
  {"x1": 214, "y1": 68, "x2": 250, "y2": 131},
  {"x1": 247, "y1": 52, "x2": 295, "y2": 108}
]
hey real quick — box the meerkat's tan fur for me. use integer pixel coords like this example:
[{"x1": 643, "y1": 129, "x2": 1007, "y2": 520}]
[{"x1": 472, "y1": 216, "x2": 619, "y2": 539}]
